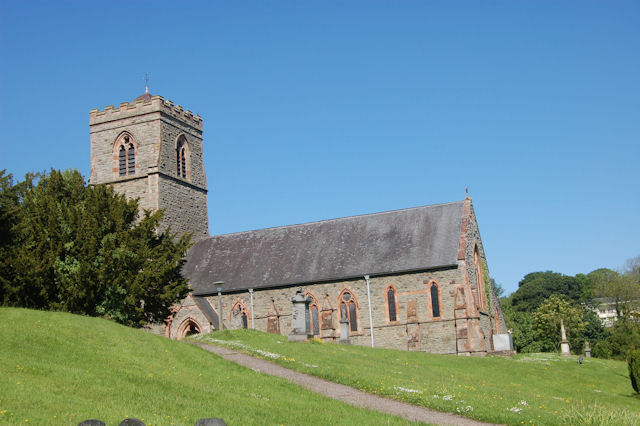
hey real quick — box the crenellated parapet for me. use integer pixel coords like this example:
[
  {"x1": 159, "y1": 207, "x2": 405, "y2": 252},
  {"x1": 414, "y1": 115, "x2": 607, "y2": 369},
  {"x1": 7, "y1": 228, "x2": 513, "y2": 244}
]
[{"x1": 89, "y1": 95, "x2": 203, "y2": 130}]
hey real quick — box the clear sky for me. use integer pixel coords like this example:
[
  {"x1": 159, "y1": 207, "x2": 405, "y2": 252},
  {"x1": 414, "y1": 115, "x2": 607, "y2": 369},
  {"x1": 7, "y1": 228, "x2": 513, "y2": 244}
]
[{"x1": 1, "y1": 1, "x2": 638, "y2": 295}]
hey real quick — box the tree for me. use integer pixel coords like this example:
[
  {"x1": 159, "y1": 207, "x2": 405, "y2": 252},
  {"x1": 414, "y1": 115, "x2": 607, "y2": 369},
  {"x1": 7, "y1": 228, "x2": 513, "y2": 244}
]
[
  {"x1": 490, "y1": 278, "x2": 505, "y2": 298},
  {"x1": 510, "y1": 271, "x2": 590, "y2": 312},
  {"x1": 593, "y1": 263, "x2": 640, "y2": 321},
  {"x1": 532, "y1": 294, "x2": 585, "y2": 353},
  {"x1": 0, "y1": 169, "x2": 191, "y2": 327}
]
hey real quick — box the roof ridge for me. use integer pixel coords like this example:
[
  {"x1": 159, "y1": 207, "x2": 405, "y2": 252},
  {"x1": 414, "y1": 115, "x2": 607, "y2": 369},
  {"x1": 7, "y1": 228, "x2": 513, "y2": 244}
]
[{"x1": 209, "y1": 200, "x2": 464, "y2": 239}]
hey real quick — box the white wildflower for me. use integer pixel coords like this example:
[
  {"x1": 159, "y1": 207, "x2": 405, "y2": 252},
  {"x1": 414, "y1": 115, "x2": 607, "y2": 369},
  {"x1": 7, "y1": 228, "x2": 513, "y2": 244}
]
[
  {"x1": 443, "y1": 395, "x2": 453, "y2": 401},
  {"x1": 508, "y1": 407, "x2": 522, "y2": 413},
  {"x1": 519, "y1": 400, "x2": 528, "y2": 406},
  {"x1": 393, "y1": 386, "x2": 422, "y2": 394}
]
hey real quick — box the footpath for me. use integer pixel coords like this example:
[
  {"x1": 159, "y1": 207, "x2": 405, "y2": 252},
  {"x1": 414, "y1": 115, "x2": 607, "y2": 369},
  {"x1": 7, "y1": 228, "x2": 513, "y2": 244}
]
[{"x1": 194, "y1": 342, "x2": 497, "y2": 426}]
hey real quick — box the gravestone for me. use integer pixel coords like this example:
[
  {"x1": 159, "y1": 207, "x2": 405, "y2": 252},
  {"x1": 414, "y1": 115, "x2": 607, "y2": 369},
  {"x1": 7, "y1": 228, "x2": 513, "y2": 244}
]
[
  {"x1": 118, "y1": 419, "x2": 145, "y2": 426},
  {"x1": 339, "y1": 316, "x2": 350, "y2": 344},
  {"x1": 492, "y1": 333, "x2": 514, "y2": 351},
  {"x1": 584, "y1": 340, "x2": 591, "y2": 358},
  {"x1": 289, "y1": 288, "x2": 313, "y2": 342},
  {"x1": 78, "y1": 421, "x2": 105, "y2": 426},
  {"x1": 230, "y1": 306, "x2": 244, "y2": 329},
  {"x1": 195, "y1": 418, "x2": 227, "y2": 426}
]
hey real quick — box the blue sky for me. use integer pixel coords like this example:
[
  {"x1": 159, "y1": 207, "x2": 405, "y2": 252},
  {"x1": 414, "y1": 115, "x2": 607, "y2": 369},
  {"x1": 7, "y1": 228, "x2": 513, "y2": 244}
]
[{"x1": 1, "y1": 1, "x2": 638, "y2": 295}]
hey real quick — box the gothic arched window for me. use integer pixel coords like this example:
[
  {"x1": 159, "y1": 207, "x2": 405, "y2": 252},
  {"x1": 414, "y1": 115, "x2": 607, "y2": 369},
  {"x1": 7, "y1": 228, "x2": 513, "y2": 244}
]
[
  {"x1": 176, "y1": 136, "x2": 189, "y2": 179},
  {"x1": 473, "y1": 245, "x2": 486, "y2": 310},
  {"x1": 430, "y1": 281, "x2": 441, "y2": 319},
  {"x1": 385, "y1": 285, "x2": 398, "y2": 322},
  {"x1": 304, "y1": 293, "x2": 320, "y2": 336},
  {"x1": 116, "y1": 134, "x2": 135, "y2": 177},
  {"x1": 339, "y1": 290, "x2": 358, "y2": 332}
]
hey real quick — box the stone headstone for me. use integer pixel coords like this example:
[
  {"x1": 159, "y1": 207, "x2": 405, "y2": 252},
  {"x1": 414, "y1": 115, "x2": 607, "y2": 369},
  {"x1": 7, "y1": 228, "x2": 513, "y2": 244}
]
[
  {"x1": 78, "y1": 420, "x2": 106, "y2": 426},
  {"x1": 339, "y1": 316, "x2": 350, "y2": 344},
  {"x1": 118, "y1": 419, "x2": 145, "y2": 426},
  {"x1": 584, "y1": 340, "x2": 591, "y2": 358},
  {"x1": 230, "y1": 306, "x2": 243, "y2": 329},
  {"x1": 289, "y1": 288, "x2": 313, "y2": 342},
  {"x1": 195, "y1": 418, "x2": 227, "y2": 426},
  {"x1": 492, "y1": 333, "x2": 514, "y2": 351}
]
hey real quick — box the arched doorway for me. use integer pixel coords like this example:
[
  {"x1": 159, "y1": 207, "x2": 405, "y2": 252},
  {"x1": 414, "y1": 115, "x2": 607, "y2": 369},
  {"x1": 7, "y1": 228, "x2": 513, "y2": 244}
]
[{"x1": 176, "y1": 318, "x2": 202, "y2": 340}]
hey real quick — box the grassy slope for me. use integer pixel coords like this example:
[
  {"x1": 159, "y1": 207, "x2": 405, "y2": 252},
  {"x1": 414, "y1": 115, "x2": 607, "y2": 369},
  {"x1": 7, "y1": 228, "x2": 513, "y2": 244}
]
[
  {"x1": 0, "y1": 308, "x2": 414, "y2": 425},
  {"x1": 198, "y1": 330, "x2": 640, "y2": 426}
]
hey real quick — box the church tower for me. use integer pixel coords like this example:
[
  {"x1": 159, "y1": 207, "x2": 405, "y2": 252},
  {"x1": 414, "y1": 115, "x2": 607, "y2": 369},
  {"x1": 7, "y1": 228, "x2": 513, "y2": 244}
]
[{"x1": 89, "y1": 91, "x2": 209, "y2": 239}]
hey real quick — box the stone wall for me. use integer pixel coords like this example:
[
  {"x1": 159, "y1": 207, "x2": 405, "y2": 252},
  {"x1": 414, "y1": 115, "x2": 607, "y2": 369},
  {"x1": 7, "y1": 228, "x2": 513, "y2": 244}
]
[
  {"x1": 192, "y1": 268, "x2": 464, "y2": 354},
  {"x1": 89, "y1": 95, "x2": 209, "y2": 239}
]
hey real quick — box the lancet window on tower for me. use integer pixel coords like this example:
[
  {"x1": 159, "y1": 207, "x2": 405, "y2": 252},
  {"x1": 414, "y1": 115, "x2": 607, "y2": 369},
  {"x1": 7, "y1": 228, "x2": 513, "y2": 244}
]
[
  {"x1": 117, "y1": 135, "x2": 135, "y2": 177},
  {"x1": 176, "y1": 136, "x2": 188, "y2": 179}
]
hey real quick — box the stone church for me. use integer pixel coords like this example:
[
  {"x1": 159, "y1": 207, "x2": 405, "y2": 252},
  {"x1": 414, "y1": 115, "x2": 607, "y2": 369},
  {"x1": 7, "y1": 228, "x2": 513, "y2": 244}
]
[{"x1": 89, "y1": 91, "x2": 507, "y2": 355}]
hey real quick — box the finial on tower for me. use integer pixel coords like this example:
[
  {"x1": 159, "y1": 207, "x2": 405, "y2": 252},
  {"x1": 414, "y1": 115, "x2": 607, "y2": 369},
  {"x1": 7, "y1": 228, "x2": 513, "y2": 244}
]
[
  {"x1": 465, "y1": 186, "x2": 470, "y2": 200},
  {"x1": 144, "y1": 73, "x2": 150, "y2": 94}
]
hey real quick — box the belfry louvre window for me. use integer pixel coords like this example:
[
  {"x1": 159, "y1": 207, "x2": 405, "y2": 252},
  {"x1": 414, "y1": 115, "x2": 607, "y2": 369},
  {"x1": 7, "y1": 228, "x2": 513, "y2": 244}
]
[
  {"x1": 176, "y1": 137, "x2": 187, "y2": 178},
  {"x1": 118, "y1": 136, "x2": 135, "y2": 176},
  {"x1": 119, "y1": 145, "x2": 127, "y2": 176},
  {"x1": 387, "y1": 286, "x2": 397, "y2": 322}
]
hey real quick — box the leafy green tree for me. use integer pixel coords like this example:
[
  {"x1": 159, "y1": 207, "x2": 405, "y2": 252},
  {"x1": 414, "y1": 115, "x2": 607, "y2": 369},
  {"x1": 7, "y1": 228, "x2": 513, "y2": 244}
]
[
  {"x1": 0, "y1": 169, "x2": 191, "y2": 327},
  {"x1": 594, "y1": 320, "x2": 640, "y2": 360},
  {"x1": 593, "y1": 268, "x2": 640, "y2": 321},
  {"x1": 501, "y1": 298, "x2": 544, "y2": 353},
  {"x1": 532, "y1": 294, "x2": 585, "y2": 353},
  {"x1": 490, "y1": 278, "x2": 504, "y2": 298},
  {"x1": 510, "y1": 271, "x2": 590, "y2": 312}
]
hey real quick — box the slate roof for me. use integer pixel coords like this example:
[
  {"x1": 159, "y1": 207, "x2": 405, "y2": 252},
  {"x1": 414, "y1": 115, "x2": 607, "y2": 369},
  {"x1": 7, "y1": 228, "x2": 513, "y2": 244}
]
[
  {"x1": 193, "y1": 296, "x2": 219, "y2": 328},
  {"x1": 185, "y1": 201, "x2": 464, "y2": 295}
]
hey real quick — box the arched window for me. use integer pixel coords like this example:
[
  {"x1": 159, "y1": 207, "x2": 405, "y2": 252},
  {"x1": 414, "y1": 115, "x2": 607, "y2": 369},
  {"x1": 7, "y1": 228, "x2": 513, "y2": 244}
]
[
  {"x1": 116, "y1": 134, "x2": 135, "y2": 177},
  {"x1": 385, "y1": 285, "x2": 398, "y2": 323},
  {"x1": 176, "y1": 136, "x2": 189, "y2": 179},
  {"x1": 339, "y1": 290, "x2": 358, "y2": 332},
  {"x1": 430, "y1": 282, "x2": 441, "y2": 318},
  {"x1": 304, "y1": 293, "x2": 321, "y2": 336}
]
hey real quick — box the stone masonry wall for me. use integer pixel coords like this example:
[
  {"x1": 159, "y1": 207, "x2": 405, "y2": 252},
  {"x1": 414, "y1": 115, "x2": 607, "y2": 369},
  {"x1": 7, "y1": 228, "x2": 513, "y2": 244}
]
[
  {"x1": 89, "y1": 95, "x2": 209, "y2": 239},
  {"x1": 461, "y1": 199, "x2": 507, "y2": 349},
  {"x1": 193, "y1": 268, "x2": 465, "y2": 354},
  {"x1": 158, "y1": 175, "x2": 209, "y2": 238}
]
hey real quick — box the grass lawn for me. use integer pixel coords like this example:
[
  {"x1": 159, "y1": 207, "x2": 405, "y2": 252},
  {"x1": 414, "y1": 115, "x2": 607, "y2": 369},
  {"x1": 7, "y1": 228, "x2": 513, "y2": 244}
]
[
  {"x1": 196, "y1": 330, "x2": 640, "y2": 425},
  {"x1": 0, "y1": 308, "x2": 416, "y2": 425}
]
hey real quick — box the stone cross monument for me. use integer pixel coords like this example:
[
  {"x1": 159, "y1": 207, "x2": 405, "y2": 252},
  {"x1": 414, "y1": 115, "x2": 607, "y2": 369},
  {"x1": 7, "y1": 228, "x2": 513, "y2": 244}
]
[{"x1": 289, "y1": 289, "x2": 313, "y2": 342}]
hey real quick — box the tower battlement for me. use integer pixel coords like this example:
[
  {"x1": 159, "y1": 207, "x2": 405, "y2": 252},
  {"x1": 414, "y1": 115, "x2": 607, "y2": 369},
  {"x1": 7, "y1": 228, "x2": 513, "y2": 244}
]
[{"x1": 89, "y1": 95, "x2": 203, "y2": 130}]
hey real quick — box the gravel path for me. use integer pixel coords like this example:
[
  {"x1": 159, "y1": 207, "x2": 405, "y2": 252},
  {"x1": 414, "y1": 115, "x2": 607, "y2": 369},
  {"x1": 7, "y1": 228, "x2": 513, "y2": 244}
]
[{"x1": 194, "y1": 342, "x2": 497, "y2": 426}]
